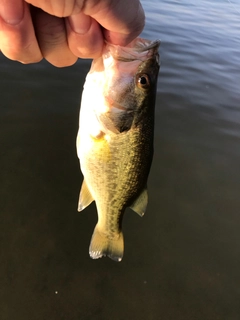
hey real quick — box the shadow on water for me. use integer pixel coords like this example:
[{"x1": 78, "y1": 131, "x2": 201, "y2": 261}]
[{"x1": 1, "y1": 1, "x2": 240, "y2": 319}]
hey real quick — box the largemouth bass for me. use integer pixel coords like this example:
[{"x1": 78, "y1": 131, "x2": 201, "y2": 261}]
[{"x1": 77, "y1": 38, "x2": 160, "y2": 261}]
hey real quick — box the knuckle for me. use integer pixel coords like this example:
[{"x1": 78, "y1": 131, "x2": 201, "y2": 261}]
[{"x1": 35, "y1": 12, "x2": 67, "y2": 47}]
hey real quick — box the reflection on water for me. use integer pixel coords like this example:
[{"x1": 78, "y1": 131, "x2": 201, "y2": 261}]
[{"x1": 0, "y1": 1, "x2": 240, "y2": 319}]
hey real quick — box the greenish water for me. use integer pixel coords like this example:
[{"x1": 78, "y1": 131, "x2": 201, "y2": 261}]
[{"x1": 0, "y1": 1, "x2": 240, "y2": 319}]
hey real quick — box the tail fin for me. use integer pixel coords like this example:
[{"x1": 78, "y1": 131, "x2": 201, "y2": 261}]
[{"x1": 89, "y1": 225, "x2": 124, "y2": 262}]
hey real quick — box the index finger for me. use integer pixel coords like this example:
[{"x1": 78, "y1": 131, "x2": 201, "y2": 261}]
[
  {"x1": 66, "y1": 0, "x2": 145, "y2": 58},
  {"x1": 89, "y1": 0, "x2": 145, "y2": 46}
]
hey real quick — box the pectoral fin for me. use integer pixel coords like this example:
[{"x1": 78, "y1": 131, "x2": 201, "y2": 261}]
[
  {"x1": 78, "y1": 179, "x2": 94, "y2": 212},
  {"x1": 130, "y1": 187, "x2": 148, "y2": 217}
]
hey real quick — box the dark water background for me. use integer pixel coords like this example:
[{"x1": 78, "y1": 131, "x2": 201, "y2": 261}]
[{"x1": 0, "y1": 1, "x2": 240, "y2": 319}]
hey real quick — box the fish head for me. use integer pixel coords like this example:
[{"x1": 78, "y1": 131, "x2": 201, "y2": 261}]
[{"x1": 81, "y1": 38, "x2": 160, "y2": 136}]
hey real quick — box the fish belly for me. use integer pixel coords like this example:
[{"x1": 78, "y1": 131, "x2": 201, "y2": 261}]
[{"x1": 78, "y1": 125, "x2": 153, "y2": 261}]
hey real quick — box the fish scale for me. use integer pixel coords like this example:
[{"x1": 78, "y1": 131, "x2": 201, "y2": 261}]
[{"x1": 77, "y1": 38, "x2": 160, "y2": 261}]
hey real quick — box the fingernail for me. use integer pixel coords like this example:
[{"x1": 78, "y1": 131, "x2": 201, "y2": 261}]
[
  {"x1": 68, "y1": 13, "x2": 92, "y2": 34},
  {"x1": 0, "y1": 1, "x2": 24, "y2": 25}
]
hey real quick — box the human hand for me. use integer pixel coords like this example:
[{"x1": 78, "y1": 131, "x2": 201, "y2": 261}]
[{"x1": 0, "y1": 0, "x2": 145, "y2": 67}]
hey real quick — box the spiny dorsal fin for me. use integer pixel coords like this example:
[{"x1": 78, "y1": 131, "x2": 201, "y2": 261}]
[
  {"x1": 130, "y1": 187, "x2": 148, "y2": 217},
  {"x1": 78, "y1": 179, "x2": 94, "y2": 212}
]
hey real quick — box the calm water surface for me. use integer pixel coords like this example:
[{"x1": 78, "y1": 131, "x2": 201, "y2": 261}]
[{"x1": 0, "y1": 1, "x2": 240, "y2": 319}]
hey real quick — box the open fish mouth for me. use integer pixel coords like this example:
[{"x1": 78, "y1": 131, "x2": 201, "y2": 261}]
[
  {"x1": 127, "y1": 38, "x2": 161, "y2": 52},
  {"x1": 104, "y1": 39, "x2": 161, "y2": 62}
]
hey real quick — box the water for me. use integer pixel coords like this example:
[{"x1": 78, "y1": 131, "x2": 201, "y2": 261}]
[{"x1": 0, "y1": 1, "x2": 240, "y2": 319}]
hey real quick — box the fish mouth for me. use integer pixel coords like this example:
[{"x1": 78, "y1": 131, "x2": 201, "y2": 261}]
[
  {"x1": 105, "y1": 38, "x2": 161, "y2": 62},
  {"x1": 131, "y1": 38, "x2": 161, "y2": 53}
]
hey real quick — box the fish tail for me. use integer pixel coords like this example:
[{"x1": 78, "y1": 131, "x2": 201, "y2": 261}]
[{"x1": 89, "y1": 225, "x2": 124, "y2": 262}]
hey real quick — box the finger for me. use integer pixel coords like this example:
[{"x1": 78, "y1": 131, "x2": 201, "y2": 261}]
[
  {"x1": 26, "y1": 0, "x2": 145, "y2": 46},
  {"x1": 85, "y1": 0, "x2": 145, "y2": 46},
  {"x1": 32, "y1": 8, "x2": 77, "y2": 67},
  {"x1": 25, "y1": 0, "x2": 79, "y2": 17},
  {"x1": 0, "y1": 0, "x2": 42, "y2": 63},
  {"x1": 66, "y1": 12, "x2": 103, "y2": 59}
]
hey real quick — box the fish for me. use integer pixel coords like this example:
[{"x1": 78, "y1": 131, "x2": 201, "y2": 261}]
[{"x1": 76, "y1": 38, "x2": 160, "y2": 261}]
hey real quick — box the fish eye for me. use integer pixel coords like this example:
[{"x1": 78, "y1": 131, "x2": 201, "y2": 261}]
[{"x1": 137, "y1": 74, "x2": 150, "y2": 89}]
